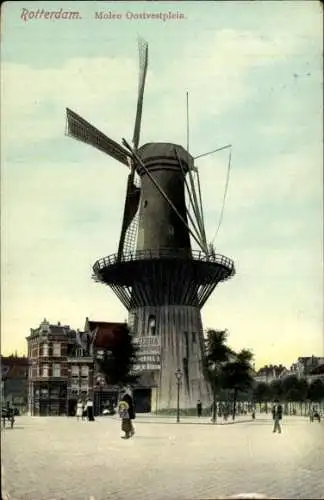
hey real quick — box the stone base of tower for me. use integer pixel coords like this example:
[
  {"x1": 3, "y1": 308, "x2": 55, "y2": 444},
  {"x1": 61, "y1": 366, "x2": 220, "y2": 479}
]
[{"x1": 130, "y1": 305, "x2": 212, "y2": 410}]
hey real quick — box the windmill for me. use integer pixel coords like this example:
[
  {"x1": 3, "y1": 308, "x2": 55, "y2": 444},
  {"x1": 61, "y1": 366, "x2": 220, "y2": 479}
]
[{"x1": 65, "y1": 39, "x2": 235, "y2": 409}]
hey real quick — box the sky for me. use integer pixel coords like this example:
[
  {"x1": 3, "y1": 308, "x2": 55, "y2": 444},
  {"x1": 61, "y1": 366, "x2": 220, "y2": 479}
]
[{"x1": 1, "y1": 1, "x2": 323, "y2": 369}]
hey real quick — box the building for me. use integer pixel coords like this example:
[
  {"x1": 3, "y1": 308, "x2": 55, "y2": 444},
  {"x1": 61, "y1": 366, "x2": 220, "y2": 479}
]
[
  {"x1": 26, "y1": 317, "x2": 159, "y2": 416},
  {"x1": 1, "y1": 354, "x2": 29, "y2": 413},
  {"x1": 254, "y1": 364, "x2": 287, "y2": 383},
  {"x1": 26, "y1": 319, "x2": 93, "y2": 416},
  {"x1": 84, "y1": 318, "x2": 124, "y2": 415},
  {"x1": 254, "y1": 357, "x2": 324, "y2": 385},
  {"x1": 290, "y1": 356, "x2": 324, "y2": 376}
]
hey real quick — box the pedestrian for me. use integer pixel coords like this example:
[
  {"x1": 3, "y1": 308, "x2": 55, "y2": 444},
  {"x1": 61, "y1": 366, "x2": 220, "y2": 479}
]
[
  {"x1": 2, "y1": 407, "x2": 7, "y2": 429},
  {"x1": 272, "y1": 400, "x2": 283, "y2": 433},
  {"x1": 197, "y1": 399, "x2": 202, "y2": 417},
  {"x1": 82, "y1": 401, "x2": 87, "y2": 420},
  {"x1": 76, "y1": 399, "x2": 83, "y2": 421},
  {"x1": 86, "y1": 397, "x2": 95, "y2": 421},
  {"x1": 119, "y1": 386, "x2": 135, "y2": 439},
  {"x1": 9, "y1": 408, "x2": 15, "y2": 429},
  {"x1": 3, "y1": 403, "x2": 14, "y2": 429}
]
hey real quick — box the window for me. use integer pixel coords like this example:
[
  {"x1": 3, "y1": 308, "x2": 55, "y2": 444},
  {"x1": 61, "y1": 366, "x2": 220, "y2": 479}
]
[
  {"x1": 96, "y1": 349, "x2": 104, "y2": 360},
  {"x1": 42, "y1": 365, "x2": 49, "y2": 377},
  {"x1": 42, "y1": 343, "x2": 49, "y2": 357},
  {"x1": 80, "y1": 379, "x2": 88, "y2": 390},
  {"x1": 53, "y1": 343, "x2": 61, "y2": 357},
  {"x1": 192, "y1": 332, "x2": 197, "y2": 344},
  {"x1": 71, "y1": 365, "x2": 79, "y2": 377},
  {"x1": 50, "y1": 387, "x2": 60, "y2": 397},
  {"x1": 52, "y1": 364, "x2": 61, "y2": 377},
  {"x1": 168, "y1": 225, "x2": 174, "y2": 236},
  {"x1": 70, "y1": 381, "x2": 79, "y2": 390},
  {"x1": 81, "y1": 366, "x2": 89, "y2": 377},
  {"x1": 76, "y1": 347, "x2": 83, "y2": 357},
  {"x1": 148, "y1": 315, "x2": 156, "y2": 336}
]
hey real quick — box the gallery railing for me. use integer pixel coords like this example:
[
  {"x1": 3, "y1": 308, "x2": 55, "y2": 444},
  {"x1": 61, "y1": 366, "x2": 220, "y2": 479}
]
[{"x1": 93, "y1": 248, "x2": 235, "y2": 275}]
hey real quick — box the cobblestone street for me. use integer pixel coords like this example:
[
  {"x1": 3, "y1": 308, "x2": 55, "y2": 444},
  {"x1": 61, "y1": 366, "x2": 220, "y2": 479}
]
[{"x1": 2, "y1": 415, "x2": 323, "y2": 500}]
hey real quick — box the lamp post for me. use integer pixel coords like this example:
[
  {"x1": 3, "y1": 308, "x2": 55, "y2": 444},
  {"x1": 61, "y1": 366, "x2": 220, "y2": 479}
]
[
  {"x1": 175, "y1": 369, "x2": 183, "y2": 423},
  {"x1": 95, "y1": 374, "x2": 105, "y2": 415}
]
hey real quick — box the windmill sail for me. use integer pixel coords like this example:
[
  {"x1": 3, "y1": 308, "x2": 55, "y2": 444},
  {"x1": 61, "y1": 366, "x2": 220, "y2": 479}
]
[
  {"x1": 66, "y1": 108, "x2": 130, "y2": 166},
  {"x1": 132, "y1": 38, "x2": 149, "y2": 150},
  {"x1": 117, "y1": 172, "x2": 141, "y2": 260}
]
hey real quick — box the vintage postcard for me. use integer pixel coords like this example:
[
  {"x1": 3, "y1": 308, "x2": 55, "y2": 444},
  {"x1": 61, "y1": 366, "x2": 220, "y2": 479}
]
[{"x1": 1, "y1": 1, "x2": 323, "y2": 499}]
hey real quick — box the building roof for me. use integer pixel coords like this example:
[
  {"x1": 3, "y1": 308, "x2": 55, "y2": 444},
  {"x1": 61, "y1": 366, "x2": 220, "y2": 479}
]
[
  {"x1": 26, "y1": 319, "x2": 77, "y2": 340},
  {"x1": 297, "y1": 356, "x2": 324, "y2": 365},
  {"x1": 256, "y1": 365, "x2": 286, "y2": 377},
  {"x1": 85, "y1": 320, "x2": 127, "y2": 349}
]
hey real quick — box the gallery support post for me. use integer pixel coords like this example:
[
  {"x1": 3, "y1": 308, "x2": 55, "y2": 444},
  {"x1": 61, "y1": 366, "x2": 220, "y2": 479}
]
[{"x1": 175, "y1": 369, "x2": 183, "y2": 423}]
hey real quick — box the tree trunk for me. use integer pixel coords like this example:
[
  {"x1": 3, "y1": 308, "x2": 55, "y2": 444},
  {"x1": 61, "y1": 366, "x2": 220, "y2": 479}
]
[
  {"x1": 212, "y1": 382, "x2": 217, "y2": 424},
  {"x1": 232, "y1": 388, "x2": 238, "y2": 420}
]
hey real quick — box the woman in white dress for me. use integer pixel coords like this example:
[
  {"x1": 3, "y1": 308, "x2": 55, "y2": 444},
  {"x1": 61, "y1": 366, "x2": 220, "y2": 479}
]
[{"x1": 76, "y1": 399, "x2": 83, "y2": 421}]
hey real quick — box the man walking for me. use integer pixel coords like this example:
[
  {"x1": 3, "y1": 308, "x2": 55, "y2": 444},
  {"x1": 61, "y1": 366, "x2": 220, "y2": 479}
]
[
  {"x1": 197, "y1": 400, "x2": 202, "y2": 417},
  {"x1": 272, "y1": 400, "x2": 283, "y2": 433}
]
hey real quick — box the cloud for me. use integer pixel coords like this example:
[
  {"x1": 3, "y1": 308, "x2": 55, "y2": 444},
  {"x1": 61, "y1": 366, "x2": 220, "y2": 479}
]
[{"x1": 1, "y1": 26, "x2": 313, "y2": 154}]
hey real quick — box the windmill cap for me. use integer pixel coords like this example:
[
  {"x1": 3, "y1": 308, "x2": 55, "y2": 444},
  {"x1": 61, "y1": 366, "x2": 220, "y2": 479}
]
[{"x1": 136, "y1": 142, "x2": 194, "y2": 175}]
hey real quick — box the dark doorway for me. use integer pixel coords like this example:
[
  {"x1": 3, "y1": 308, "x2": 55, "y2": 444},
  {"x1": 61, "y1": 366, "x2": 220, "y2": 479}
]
[
  {"x1": 68, "y1": 399, "x2": 77, "y2": 416},
  {"x1": 134, "y1": 388, "x2": 151, "y2": 413}
]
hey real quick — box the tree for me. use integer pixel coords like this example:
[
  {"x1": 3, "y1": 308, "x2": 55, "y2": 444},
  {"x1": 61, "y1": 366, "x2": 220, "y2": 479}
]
[
  {"x1": 281, "y1": 375, "x2": 308, "y2": 402},
  {"x1": 253, "y1": 382, "x2": 272, "y2": 412},
  {"x1": 221, "y1": 348, "x2": 254, "y2": 420},
  {"x1": 269, "y1": 378, "x2": 284, "y2": 401},
  {"x1": 96, "y1": 323, "x2": 139, "y2": 387},
  {"x1": 204, "y1": 329, "x2": 233, "y2": 423},
  {"x1": 308, "y1": 378, "x2": 324, "y2": 403}
]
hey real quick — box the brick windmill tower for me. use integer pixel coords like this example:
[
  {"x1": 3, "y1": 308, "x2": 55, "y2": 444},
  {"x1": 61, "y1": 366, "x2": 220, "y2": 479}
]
[{"x1": 65, "y1": 39, "x2": 235, "y2": 408}]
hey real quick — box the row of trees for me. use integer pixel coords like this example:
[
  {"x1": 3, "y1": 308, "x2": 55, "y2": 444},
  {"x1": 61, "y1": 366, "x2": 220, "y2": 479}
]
[
  {"x1": 253, "y1": 376, "x2": 324, "y2": 405},
  {"x1": 204, "y1": 328, "x2": 324, "y2": 420}
]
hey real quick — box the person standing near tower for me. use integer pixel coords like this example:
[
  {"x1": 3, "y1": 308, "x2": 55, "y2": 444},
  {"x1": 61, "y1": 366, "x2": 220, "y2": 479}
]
[
  {"x1": 76, "y1": 399, "x2": 83, "y2": 421},
  {"x1": 119, "y1": 386, "x2": 135, "y2": 439},
  {"x1": 272, "y1": 400, "x2": 283, "y2": 433},
  {"x1": 86, "y1": 397, "x2": 95, "y2": 421},
  {"x1": 197, "y1": 400, "x2": 202, "y2": 417}
]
